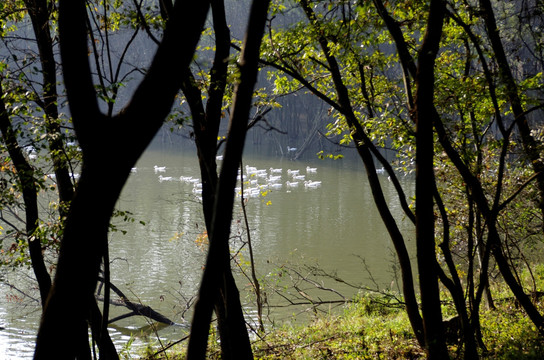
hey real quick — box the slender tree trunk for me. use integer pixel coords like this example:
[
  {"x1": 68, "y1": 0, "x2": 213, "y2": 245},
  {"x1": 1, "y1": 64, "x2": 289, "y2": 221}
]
[
  {"x1": 488, "y1": 223, "x2": 544, "y2": 334},
  {"x1": 24, "y1": 0, "x2": 75, "y2": 206},
  {"x1": 0, "y1": 83, "x2": 52, "y2": 305},
  {"x1": 414, "y1": 1, "x2": 449, "y2": 358},
  {"x1": 434, "y1": 186, "x2": 479, "y2": 359},
  {"x1": 299, "y1": 0, "x2": 426, "y2": 347},
  {"x1": 89, "y1": 294, "x2": 118, "y2": 359},
  {"x1": 479, "y1": 0, "x2": 544, "y2": 218},
  {"x1": 181, "y1": 1, "x2": 255, "y2": 356},
  {"x1": 466, "y1": 193, "x2": 491, "y2": 351},
  {"x1": 186, "y1": 1, "x2": 270, "y2": 358}
]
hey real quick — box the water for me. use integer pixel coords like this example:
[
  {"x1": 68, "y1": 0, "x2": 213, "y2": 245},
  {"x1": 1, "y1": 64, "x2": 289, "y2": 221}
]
[{"x1": 0, "y1": 144, "x2": 414, "y2": 358}]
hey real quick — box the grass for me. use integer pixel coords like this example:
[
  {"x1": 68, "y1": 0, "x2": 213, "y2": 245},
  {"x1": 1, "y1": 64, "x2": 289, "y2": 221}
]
[
  {"x1": 479, "y1": 300, "x2": 544, "y2": 359},
  {"x1": 135, "y1": 289, "x2": 544, "y2": 359},
  {"x1": 248, "y1": 296, "x2": 424, "y2": 359},
  {"x1": 135, "y1": 262, "x2": 544, "y2": 360}
]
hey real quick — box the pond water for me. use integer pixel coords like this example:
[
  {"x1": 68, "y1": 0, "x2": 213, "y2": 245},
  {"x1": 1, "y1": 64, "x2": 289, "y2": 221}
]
[{"x1": 0, "y1": 142, "x2": 414, "y2": 358}]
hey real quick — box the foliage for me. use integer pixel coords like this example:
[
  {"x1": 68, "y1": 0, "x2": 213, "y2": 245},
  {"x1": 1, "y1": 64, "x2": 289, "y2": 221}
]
[
  {"x1": 258, "y1": 0, "x2": 544, "y2": 356},
  {"x1": 141, "y1": 285, "x2": 544, "y2": 359},
  {"x1": 0, "y1": 0, "x2": 159, "y2": 271}
]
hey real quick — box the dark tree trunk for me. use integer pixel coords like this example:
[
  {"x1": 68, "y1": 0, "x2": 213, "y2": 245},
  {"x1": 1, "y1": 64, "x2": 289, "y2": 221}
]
[
  {"x1": 488, "y1": 223, "x2": 544, "y2": 334},
  {"x1": 374, "y1": 0, "x2": 482, "y2": 356},
  {"x1": 0, "y1": 83, "x2": 52, "y2": 305},
  {"x1": 435, "y1": 186, "x2": 479, "y2": 359},
  {"x1": 34, "y1": 0, "x2": 210, "y2": 358},
  {"x1": 186, "y1": 1, "x2": 271, "y2": 358},
  {"x1": 181, "y1": 1, "x2": 254, "y2": 357},
  {"x1": 23, "y1": 2, "x2": 120, "y2": 355},
  {"x1": 413, "y1": 1, "x2": 449, "y2": 358},
  {"x1": 89, "y1": 297, "x2": 118, "y2": 359},
  {"x1": 479, "y1": 0, "x2": 544, "y2": 218},
  {"x1": 299, "y1": 0, "x2": 426, "y2": 347},
  {"x1": 23, "y1": 0, "x2": 75, "y2": 206}
]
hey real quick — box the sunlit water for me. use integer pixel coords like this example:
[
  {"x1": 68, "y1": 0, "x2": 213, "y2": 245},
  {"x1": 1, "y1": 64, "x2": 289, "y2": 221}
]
[{"x1": 0, "y1": 143, "x2": 414, "y2": 358}]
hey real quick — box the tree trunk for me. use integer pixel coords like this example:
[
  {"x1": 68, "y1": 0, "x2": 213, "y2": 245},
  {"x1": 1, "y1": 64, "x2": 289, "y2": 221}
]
[
  {"x1": 181, "y1": 1, "x2": 256, "y2": 357},
  {"x1": 34, "y1": 0, "x2": 210, "y2": 358},
  {"x1": 24, "y1": 0, "x2": 75, "y2": 206},
  {"x1": 489, "y1": 223, "x2": 544, "y2": 334},
  {"x1": 299, "y1": 0, "x2": 426, "y2": 347},
  {"x1": 414, "y1": 0, "x2": 449, "y2": 358},
  {"x1": 0, "y1": 83, "x2": 52, "y2": 305},
  {"x1": 479, "y1": 0, "x2": 544, "y2": 219},
  {"x1": 435, "y1": 187, "x2": 479, "y2": 358},
  {"x1": 186, "y1": 1, "x2": 270, "y2": 358}
]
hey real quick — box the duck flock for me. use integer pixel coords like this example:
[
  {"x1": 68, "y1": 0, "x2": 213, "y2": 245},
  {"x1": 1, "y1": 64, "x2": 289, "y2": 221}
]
[
  {"x1": 235, "y1": 165, "x2": 322, "y2": 198},
  {"x1": 136, "y1": 160, "x2": 323, "y2": 199}
]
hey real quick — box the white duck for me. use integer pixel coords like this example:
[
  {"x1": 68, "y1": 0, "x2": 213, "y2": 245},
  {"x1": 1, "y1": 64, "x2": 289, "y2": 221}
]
[
  {"x1": 158, "y1": 175, "x2": 173, "y2": 182},
  {"x1": 304, "y1": 180, "x2": 322, "y2": 188},
  {"x1": 154, "y1": 165, "x2": 167, "y2": 173}
]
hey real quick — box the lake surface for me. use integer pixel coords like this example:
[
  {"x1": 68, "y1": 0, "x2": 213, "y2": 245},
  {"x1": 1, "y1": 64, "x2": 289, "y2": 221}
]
[{"x1": 0, "y1": 143, "x2": 414, "y2": 358}]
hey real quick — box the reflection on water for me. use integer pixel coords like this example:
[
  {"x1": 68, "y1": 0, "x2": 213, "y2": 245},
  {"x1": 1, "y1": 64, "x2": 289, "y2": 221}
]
[{"x1": 0, "y1": 144, "x2": 413, "y2": 357}]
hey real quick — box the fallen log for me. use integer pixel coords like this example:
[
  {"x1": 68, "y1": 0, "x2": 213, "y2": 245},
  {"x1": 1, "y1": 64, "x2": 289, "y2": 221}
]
[{"x1": 96, "y1": 276, "x2": 185, "y2": 327}]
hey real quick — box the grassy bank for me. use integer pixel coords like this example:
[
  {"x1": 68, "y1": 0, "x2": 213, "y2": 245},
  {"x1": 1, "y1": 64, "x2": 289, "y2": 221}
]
[{"x1": 135, "y1": 290, "x2": 544, "y2": 359}]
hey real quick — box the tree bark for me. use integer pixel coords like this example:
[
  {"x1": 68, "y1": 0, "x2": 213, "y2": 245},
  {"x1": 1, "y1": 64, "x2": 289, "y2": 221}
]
[
  {"x1": 0, "y1": 82, "x2": 52, "y2": 305},
  {"x1": 434, "y1": 185, "x2": 479, "y2": 358},
  {"x1": 479, "y1": 0, "x2": 544, "y2": 218},
  {"x1": 413, "y1": 0, "x2": 449, "y2": 356},
  {"x1": 186, "y1": 1, "x2": 271, "y2": 359},
  {"x1": 180, "y1": 1, "x2": 255, "y2": 357},
  {"x1": 298, "y1": 0, "x2": 426, "y2": 347},
  {"x1": 34, "y1": 0, "x2": 210, "y2": 358},
  {"x1": 24, "y1": 2, "x2": 120, "y2": 354},
  {"x1": 23, "y1": 0, "x2": 75, "y2": 206},
  {"x1": 413, "y1": 0, "x2": 449, "y2": 358}
]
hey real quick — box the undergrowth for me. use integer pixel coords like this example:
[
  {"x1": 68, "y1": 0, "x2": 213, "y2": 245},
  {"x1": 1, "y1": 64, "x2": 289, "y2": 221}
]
[{"x1": 137, "y1": 288, "x2": 544, "y2": 359}]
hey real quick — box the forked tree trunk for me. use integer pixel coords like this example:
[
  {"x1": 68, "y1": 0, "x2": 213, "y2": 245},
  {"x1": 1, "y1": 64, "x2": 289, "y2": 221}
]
[
  {"x1": 180, "y1": 1, "x2": 254, "y2": 357},
  {"x1": 186, "y1": 1, "x2": 271, "y2": 358},
  {"x1": 34, "y1": 1, "x2": 210, "y2": 358}
]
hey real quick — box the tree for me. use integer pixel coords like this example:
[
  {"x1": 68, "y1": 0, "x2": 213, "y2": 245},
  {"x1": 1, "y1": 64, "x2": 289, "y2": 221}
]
[
  {"x1": 262, "y1": 0, "x2": 544, "y2": 357},
  {"x1": 2, "y1": 1, "x2": 199, "y2": 357},
  {"x1": 263, "y1": 0, "x2": 427, "y2": 350},
  {"x1": 0, "y1": 81, "x2": 51, "y2": 305},
  {"x1": 33, "y1": 0, "x2": 211, "y2": 358},
  {"x1": 1, "y1": 0, "x2": 75, "y2": 307},
  {"x1": 185, "y1": 1, "x2": 271, "y2": 358},
  {"x1": 1, "y1": 1, "x2": 120, "y2": 356},
  {"x1": 180, "y1": 0, "x2": 252, "y2": 355},
  {"x1": 412, "y1": 1, "x2": 450, "y2": 357},
  {"x1": 132, "y1": 0, "x2": 271, "y2": 357}
]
